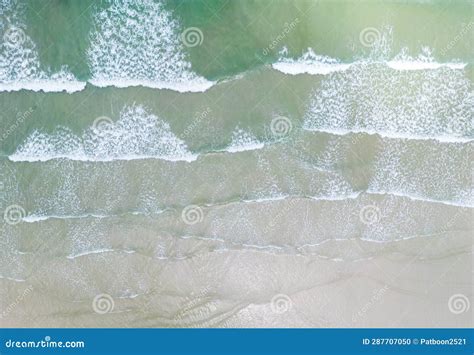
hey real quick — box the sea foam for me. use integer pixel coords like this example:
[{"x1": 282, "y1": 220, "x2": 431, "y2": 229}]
[
  {"x1": 302, "y1": 50, "x2": 473, "y2": 142},
  {"x1": 272, "y1": 30, "x2": 468, "y2": 75},
  {"x1": 225, "y1": 128, "x2": 265, "y2": 153},
  {"x1": 272, "y1": 49, "x2": 467, "y2": 75},
  {"x1": 9, "y1": 105, "x2": 197, "y2": 162},
  {"x1": 87, "y1": 0, "x2": 213, "y2": 93},
  {"x1": 272, "y1": 47, "x2": 352, "y2": 75},
  {"x1": 0, "y1": 1, "x2": 83, "y2": 93}
]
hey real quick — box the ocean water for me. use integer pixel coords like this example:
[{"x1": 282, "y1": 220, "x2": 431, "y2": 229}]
[{"x1": 0, "y1": 0, "x2": 473, "y2": 327}]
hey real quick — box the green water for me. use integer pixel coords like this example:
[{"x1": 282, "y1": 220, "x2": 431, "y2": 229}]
[{"x1": 11, "y1": 0, "x2": 474, "y2": 81}]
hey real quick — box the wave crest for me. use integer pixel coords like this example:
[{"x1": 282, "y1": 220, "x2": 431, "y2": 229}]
[
  {"x1": 9, "y1": 105, "x2": 197, "y2": 162},
  {"x1": 87, "y1": 0, "x2": 213, "y2": 92}
]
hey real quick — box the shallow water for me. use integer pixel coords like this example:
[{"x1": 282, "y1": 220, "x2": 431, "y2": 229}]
[{"x1": 0, "y1": 0, "x2": 472, "y2": 327}]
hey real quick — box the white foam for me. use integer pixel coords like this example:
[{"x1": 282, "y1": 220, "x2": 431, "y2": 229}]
[
  {"x1": 0, "y1": 79, "x2": 86, "y2": 93},
  {"x1": 117, "y1": 293, "x2": 141, "y2": 299},
  {"x1": 12, "y1": 191, "x2": 472, "y2": 227},
  {"x1": 0, "y1": 275, "x2": 26, "y2": 283},
  {"x1": 386, "y1": 61, "x2": 466, "y2": 71},
  {"x1": 88, "y1": 78, "x2": 214, "y2": 93},
  {"x1": 272, "y1": 61, "x2": 351, "y2": 75},
  {"x1": 0, "y1": 2, "x2": 83, "y2": 93},
  {"x1": 240, "y1": 190, "x2": 472, "y2": 209},
  {"x1": 309, "y1": 191, "x2": 361, "y2": 201},
  {"x1": 9, "y1": 153, "x2": 198, "y2": 163},
  {"x1": 225, "y1": 128, "x2": 265, "y2": 153},
  {"x1": 22, "y1": 213, "x2": 109, "y2": 223},
  {"x1": 387, "y1": 47, "x2": 467, "y2": 71},
  {"x1": 242, "y1": 194, "x2": 289, "y2": 203},
  {"x1": 272, "y1": 47, "x2": 352, "y2": 75},
  {"x1": 273, "y1": 58, "x2": 467, "y2": 75},
  {"x1": 9, "y1": 105, "x2": 198, "y2": 163},
  {"x1": 239, "y1": 243, "x2": 284, "y2": 251},
  {"x1": 19, "y1": 209, "x2": 168, "y2": 223},
  {"x1": 304, "y1": 127, "x2": 474, "y2": 144},
  {"x1": 0, "y1": 78, "x2": 214, "y2": 94},
  {"x1": 66, "y1": 248, "x2": 114, "y2": 259},
  {"x1": 367, "y1": 190, "x2": 474, "y2": 208},
  {"x1": 22, "y1": 215, "x2": 49, "y2": 223},
  {"x1": 273, "y1": 45, "x2": 467, "y2": 76},
  {"x1": 272, "y1": 60, "x2": 467, "y2": 75},
  {"x1": 302, "y1": 41, "x2": 473, "y2": 142},
  {"x1": 87, "y1": 0, "x2": 212, "y2": 94},
  {"x1": 368, "y1": 138, "x2": 473, "y2": 207}
]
